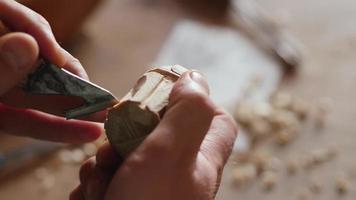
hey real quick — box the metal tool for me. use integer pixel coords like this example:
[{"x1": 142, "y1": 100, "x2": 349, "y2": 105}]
[
  {"x1": 23, "y1": 60, "x2": 118, "y2": 119},
  {"x1": 230, "y1": 0, "x2": 302, "y2": 72}
]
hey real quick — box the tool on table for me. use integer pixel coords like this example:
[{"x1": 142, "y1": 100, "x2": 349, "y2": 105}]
[
  {"x1": 154, "y1": 20, "x2": 286, "y2": 154},
  {"x1": 230, "y1": 0, "x2": 302, "y2": 72},
  {"x1": 23, "y1": 59, "x2": 118, "y2": 119}
]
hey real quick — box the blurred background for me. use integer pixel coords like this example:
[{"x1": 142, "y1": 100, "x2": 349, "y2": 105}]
[{"x1": 1, "y1": 0, "x2": 356, "y2": 199}]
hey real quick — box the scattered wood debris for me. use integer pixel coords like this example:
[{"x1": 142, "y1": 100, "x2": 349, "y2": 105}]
[
  {"x1": 315, "y1": 98, "x2": 332, "y2": 129},
  {"x1": 234, "y1": 91, "x2": 309, "y2": 145},
  {"x1": 302, "y1": 147, "x2": 338, "y2": 169},
  {"x1": 231, "y1": 90, "x2": 344, "y2": 196},
  {"x1": 309, "y1": 180, "x2": 322, "y2": 194},
  {"x1": 335, "y1": 176, "x2": 349, "y2": 195},
  {"x1": 232, "y1": 164, "x2": 257, "y2": 186},
  {"x1": 286, "y1": 158, "x2": 300, "y2": 175},
  {"x1": 260, "y1": 171, "x2": 278, "y2": 191}
]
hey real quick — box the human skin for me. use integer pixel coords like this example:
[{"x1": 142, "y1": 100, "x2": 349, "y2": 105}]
[
  {"x1": 0, "y1": 0, "x2": 103, "y2": 143},
  {"x1": 71, "y1": 72, "x2": 238, "y2": 200},
  {"x1": 0, "y1": 1, "x2": 238, "y2": 199}
]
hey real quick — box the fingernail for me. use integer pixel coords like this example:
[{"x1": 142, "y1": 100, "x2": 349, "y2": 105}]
[
  {"x1": 189, "y1": 70, "x2": 204, "y2": 82},
  {"x1": 1, "y1": 39, "x2": 32, "y2": 71},
  {"x1": 188, "y1": 70, "x2": 210, "y2": 95}
]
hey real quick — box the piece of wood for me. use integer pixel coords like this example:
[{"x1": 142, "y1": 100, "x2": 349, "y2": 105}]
[{"x1": 104, "y1": 65, "x2": 188, "y2": 157}]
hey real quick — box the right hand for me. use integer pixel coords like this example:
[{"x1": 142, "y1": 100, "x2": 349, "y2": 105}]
[
  {"x1": 0, "y1": 0, "x2": 103, "y2": 143},
  {"x1": 71, "y1": 71, "x2": 239, "y2": 200}
]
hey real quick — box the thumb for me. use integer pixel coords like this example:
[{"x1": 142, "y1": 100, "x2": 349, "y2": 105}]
[
  {"x1": 0, "y1": 32, "x2": 39, "y2": 95},
  {"x1": 141, "y1": 71, "x2": 217, "y2": 159}
]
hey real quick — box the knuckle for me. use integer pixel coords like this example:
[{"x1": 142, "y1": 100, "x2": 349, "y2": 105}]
[
  {"x1": 69, "y1": 189, "x2": 80, "y2": 200},
  {"x1": 220, "y1": 113, "x2": 239, "y2": 135},
  {"x1": 79, "y1": 157, "x2": 95, "y2": 183},
  {"x1": 35, "y1": 13, "x2": 51, "y2": 29},
  {"x1": 68, "y1": 57, "x2": 82, "y2": 68},
  {"x1": 182, "y1": 90, "x2": 215, "y2": 114}
]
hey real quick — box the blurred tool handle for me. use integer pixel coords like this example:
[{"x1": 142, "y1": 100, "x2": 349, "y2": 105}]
[
  {"x1": 230, "y1": 0, "x2": 302, "y2": 73},
  {"x1": 18, "y1": 0, "x2": 105, "y2": 44}
]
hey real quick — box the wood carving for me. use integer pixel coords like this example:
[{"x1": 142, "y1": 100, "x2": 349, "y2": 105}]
[{"x1": 104, "y1": 65, "x2": 188, "y2": 157}]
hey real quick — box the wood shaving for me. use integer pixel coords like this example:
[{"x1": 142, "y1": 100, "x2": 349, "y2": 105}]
[
  {"x1": 271, "y1": 92, "x2": 293, "y2": 110},
  {"x1": 286, "y1": 159, "x2": 300, "y2": 175},
  {"x1": 335, "y1": 176, "x2": 349, "y2": 195},
  {"x1": 309, "y1": 180, "x2": 322, "y2": 194},
  {"x1": 260, "y1": 171, "x2": 278, "y2": 191},
  {"x1": 232, "y1": 164, "x2": 257, "y2": 186}
]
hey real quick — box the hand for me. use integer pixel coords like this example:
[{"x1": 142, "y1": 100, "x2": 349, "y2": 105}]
[
  {"x1": 0, "y1": 0, "x2": 102, "y2": 143},
  {"x1": 71, "y1": 71, "x2": 238, "y2": 200}
]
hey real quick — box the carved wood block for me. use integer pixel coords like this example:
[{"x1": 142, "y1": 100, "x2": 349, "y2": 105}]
[{"x1": 104, "y1": 65, "x2": 188, "y2": 157}]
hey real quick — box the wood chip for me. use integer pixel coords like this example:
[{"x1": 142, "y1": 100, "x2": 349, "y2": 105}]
[
  {"x1": 309, "y1": 180, "x2": 322, "y2": 194},
  {"x1": 315, "y1": 98, "x2": 332, "y2": 129},
  {"x1": 286, "y1": 159, "x2": 299, "y2": 175},
  {"x1": 270, "y1": 110, "x2": 300, "y2": 130},
  {"x1": 271, "y1": 92, "x2": 293, "y2": 110},
  {"x1": 252, "y1": 102, "x2": 273, "y2": 119},
  {"x1": 275, "y1": 129, "x2": 295, "y2": 145},
  {"x1": 335, "y1": 176, "x2": 349, "y2": 195},
  {"x1": 251, "y1": 151, "x2": 271, "y2": 174},
  {"x1": 232, "y1": 164, "x2": 257, "y2": 185},
  {"x1": 291, "y1": 98, "x2": 310, "y2": 120},
  {"x1": 235, "y1": 102, "x2": 255, "y2": 126},
  {"x1": 250, "y1": 119, "x2": 272, "y2": 138},
  {"x1": 260, "y1": 171, "x2": 278, "y2": 191}
]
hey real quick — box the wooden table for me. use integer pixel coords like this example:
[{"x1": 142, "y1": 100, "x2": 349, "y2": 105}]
[{"x1": 1, "y1": 0, "x2": 356, "y2": 199}]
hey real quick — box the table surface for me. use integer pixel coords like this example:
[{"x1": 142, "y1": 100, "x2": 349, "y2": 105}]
[{"x1": 1, "y1": 0, "x2": 356, "y2": 199}]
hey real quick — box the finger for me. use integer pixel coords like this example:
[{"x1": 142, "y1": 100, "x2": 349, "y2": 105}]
[
  {"x1": 61, "y1": 50, "x2": 89, "y2": 80},
  {"x1": 1, "y1": 88, "x2": 107, "y2": 122},
  {"x1": 0, "y1": 0, "x2": 89, "y2": 79},
  {"x1": 0, "y1": 104, "x2": 102, "y2": 143},
  {"x1": 96, "y1": 142, "x2": 122, "y2": 172},
  {"x1": 0, "y1": 0, "x2": 65, "y2": 65},
  {"x1": 0, "y1": 32, "x2": 38, "y2": 95},
  {"x1": 79, "y1": 157, "x2": 97, "y2": 185},
  {"x1": 200, "y1": 110, "x2": 238, "y2": 169},
  {"x1": 79, "y1": 157, "x2": 112, "y2": 200},
  {"x1": 1, "y1": 88, "x2": 84, "y2": 115},
  {"x1": 69, "y1": 185, "x2": 85, "y2": 200},
  {"x1": 140, "y1": 71, "x2": 216, "y2": 159}
]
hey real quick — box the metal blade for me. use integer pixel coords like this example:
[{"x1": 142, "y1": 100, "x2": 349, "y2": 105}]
[{"x1": 23, "y1": 60, "x2": 118, "y2": 119}]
